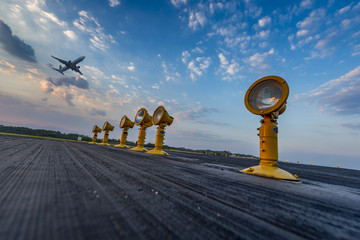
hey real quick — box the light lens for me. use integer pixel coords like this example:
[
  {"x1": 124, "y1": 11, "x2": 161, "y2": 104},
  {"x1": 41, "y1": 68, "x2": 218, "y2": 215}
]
[
  {"x1": 153, "y1": 107, "x2": 163, "y2": 124},
  {"x1": 120, "y1": 116, "x2": 126, "y2": 128},
  {"x1": 136, "y1": 109, "x2": 144, "y2": 123},
  {"x1": 249, "y1": 80, "x2": 283, "y2": 110}
]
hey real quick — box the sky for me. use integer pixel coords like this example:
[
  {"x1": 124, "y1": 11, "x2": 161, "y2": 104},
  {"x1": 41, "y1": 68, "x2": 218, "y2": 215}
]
[{"x1": 0, "y1": 0, "x2": 360, "y2": 170}]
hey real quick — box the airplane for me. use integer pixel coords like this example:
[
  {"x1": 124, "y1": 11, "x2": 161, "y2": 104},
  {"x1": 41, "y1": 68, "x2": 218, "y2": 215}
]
[{"x1": 51, "y1": 55, "x2": 85, "y2": 75}]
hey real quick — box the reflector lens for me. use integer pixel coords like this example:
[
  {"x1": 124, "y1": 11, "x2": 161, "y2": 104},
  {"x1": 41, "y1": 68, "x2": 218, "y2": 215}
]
[
  {"x1": 249, "y1": 80, "x2": 283, "y2": 110},
  {"x1": 136, "y1": 109, "x2": 144, "y2": 123},
  {"x1": 153, "y1": 107, "x2": 163, "y2": 124},
  {"x1": 120, "y1": 116, "x2": 126, "y2": 127}
]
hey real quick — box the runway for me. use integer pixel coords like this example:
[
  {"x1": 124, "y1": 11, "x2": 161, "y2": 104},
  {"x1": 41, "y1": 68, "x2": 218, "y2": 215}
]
[{"x1": 1, "y1": 134, "x2": 359, "y2": 239}]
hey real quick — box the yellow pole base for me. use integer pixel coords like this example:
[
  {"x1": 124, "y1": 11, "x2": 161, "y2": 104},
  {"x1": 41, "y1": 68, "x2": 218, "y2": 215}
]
[
  {"x1": 130, "y1": 146, "x2": 148, "y2": 152},
  {"x1": 113, "y1": 144, "x2": 130, "y2": 148},
  {"x1": 147, "y1": 149, "x2": 168, "y2": 156},
  {"x1": 97, "y1": 143, "x2": 111, "y2": 146},
  {"x1": 242, "y1": 165, "x2": 300, "y2": 181}
]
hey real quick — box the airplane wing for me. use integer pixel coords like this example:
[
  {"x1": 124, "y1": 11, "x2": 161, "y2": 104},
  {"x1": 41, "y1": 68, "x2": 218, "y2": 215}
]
[
  {"x1": 76, "y1": 68, "x2": 83, "y2": 75},
  {"x1": 51, "y1": 55, "x2": 68, "y2": 65}
]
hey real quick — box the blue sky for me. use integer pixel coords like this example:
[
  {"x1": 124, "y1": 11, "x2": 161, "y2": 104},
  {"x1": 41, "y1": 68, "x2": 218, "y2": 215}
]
[{"x1": 0, "y1": 0, "x2": 360, "y2": 169}]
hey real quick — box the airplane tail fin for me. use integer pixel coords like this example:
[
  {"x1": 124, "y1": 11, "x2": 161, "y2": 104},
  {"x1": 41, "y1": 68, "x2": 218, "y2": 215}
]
[{"x1": 52, "y1": 67, "x2": 64, "y2": 75}]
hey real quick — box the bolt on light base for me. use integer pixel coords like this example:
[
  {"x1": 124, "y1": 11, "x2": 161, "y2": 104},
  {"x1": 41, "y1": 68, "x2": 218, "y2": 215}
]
[
  {"x1": 241, "y1": 116, "x2": 299, "y2": 181},
  {"x1": 147, "y1": 125, "x2": 168, "y2": 155}
]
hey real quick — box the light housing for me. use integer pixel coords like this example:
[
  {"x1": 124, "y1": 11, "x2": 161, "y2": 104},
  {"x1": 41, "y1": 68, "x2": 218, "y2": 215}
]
[
  {"x1": 102, "y1": 121, "x2": 115, "y2": 131},
  {"x1": 92, "y1": 125, "x2": 102, "y2": 133},
  {"x1": 134, "y1": 108, "x2": 153, "y2": 128},
  {"x1": 152, "y1": 106, "x2": 174, "y2": 126},
  {"x1": 245, "y1": 76, "x2": 289, "y2": 117},
  {"x1": 120, "y1": 115, "x2": 134, "y2": 129}
]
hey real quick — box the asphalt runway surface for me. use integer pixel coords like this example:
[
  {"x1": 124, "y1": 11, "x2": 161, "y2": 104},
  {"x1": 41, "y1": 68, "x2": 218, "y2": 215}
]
[{"x1": 1, "y1": 134, "x2": 360, "y2": 239}]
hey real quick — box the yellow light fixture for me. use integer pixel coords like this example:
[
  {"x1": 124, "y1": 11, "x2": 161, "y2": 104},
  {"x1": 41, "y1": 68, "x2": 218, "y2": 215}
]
[
  {"x1": 89, "y1": 125, "x2": 102, "y2": 144},
  {"x1": 130, "y1": 108, "x2": 153, "y2": 152},
  {"x1": 114, "y1": 115, "x2": 134, "y2": 148},
  {"x1": 98, "y1": 121, "x2": 114, "y2": 146},
  {"x1": 242, "y1": 76, "x2": 300, "y2": 181},
  {"x1": 147, "y1": 106, "x2": 174, "y2": 155}
]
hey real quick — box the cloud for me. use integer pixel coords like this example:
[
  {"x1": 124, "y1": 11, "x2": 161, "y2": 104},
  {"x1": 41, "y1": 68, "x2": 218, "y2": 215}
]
[
  {"x1": 171, "y1": 0, "x2": 187, "y2": 8},
  {"x1": 244, "y1": 48, "x2": 274, "y2": 70},
  {"x1": 0, "y1": 19, "x2": 37, "y2": 62},
  {"x1": 0, "y1": 59, "x2": 15, "y2": 73},
  {"x1": 306, "y1": 66, "x2": 360, "y2": 115},
  {"x1": 299, "y1": 0, "x2": 313, "y2": 9},
  {"x1": 352, "y1": 44, "x2": 360, "y2": 56},
  {"x1": 127, "y1": 62, "x2": 135, "y2": 71},
  {"x1": 73, "y1": 11, "x2": 115, "y2": 51},
  {"x1": 63, "y1": 30, "x2": 77, "y2": 40},
  {"x1": 188, "y1": 10, "x2": 206, "y2": 30},
  {"x1": 46, "y1": 76, "x2": 89, "y2": 89},
  {"x1": 187, "y1": 57, "x2": 211, "y2": 81},
  {"x1": 90, "y1": 108, "x2": 106, "y2": 116},
  {"x1": 296, "y1": 8, "x2": 326, "y2": 35},
  {"x1": 109, "y1": 0, "x2": 120, "y2": 7},
  {"x1": 218, "y1": 53, "x2": 241, "y2": 81},
  {"x1": 175, "y1": 105, "x2": 218, "y2": 121},
  {"x1": 161, "y1": 61, "x2": 180, "y2": 82},
  {"x1": 25, "y1": 0, "x2": 66, "y2": 27},
  {"x1": 258, "y1": 16, "x2": 271, "y2": 27}
]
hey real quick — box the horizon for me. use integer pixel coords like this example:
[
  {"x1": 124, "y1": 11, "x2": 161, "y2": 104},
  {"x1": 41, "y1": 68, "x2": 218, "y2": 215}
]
[{"x1": 0, "y1": 0, "x2": 359, "y2": 170}]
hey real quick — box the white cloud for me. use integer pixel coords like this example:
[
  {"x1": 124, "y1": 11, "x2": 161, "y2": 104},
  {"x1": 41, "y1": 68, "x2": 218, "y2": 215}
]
[
  {"x1": 218, "y1": 53, "x2": 241, "y2": 81},
  {"x1": 244, "y1": 48, "x2": 274, "y2": 70},
  {"x1": 73, "y1": 10, "x2": 115, "y2": 51},
  {"x1": 296, "y1": 8, "x2": 326, "y2": 30},
  {"x1": 299, "y1": 0, "x2": 313, "y2": 9},
  {"x1": 0, "y1": 60, "x2": 16, "y2": 73},
  {"x1": 306, "y1": 66, "x2": 360, "y2": 115},
  {"x1": 182, "y1": 50, "x2": 190, "y2": 64},
  {"x1": 63, "y1": 30, "x2": 77, "y2": 40},
  {"x1": 187, "y1": 57, "x2": 211, "y2": 81},
  {"x1": 296, "y1": 29, "x2": 309, "y2": 37},
  {"x1": 337, "y1": 4, "x2": 351, "y2": 15},
  {"x1": 127, "y1": 62, "x2": 135, "y2": 71},
  {"x1": 258, "y1": 16, "x2": 271, "y2": 27},
  {"x1": 188, "y1": 10, "x2": 206, "y2": 30},
  {"x1": 171, "y1": 0, "x2": 187, "y2": 8},
  {"x1": 109, "y1": 0, "x2": 120, "y2": 7},
  {"x1": 25, "y1": 0, "x2": 67, "y2": 27},
  {"x1": 152, "y1": 84, "x2": 159, "y2": 89},
  {"x1": 352, "y1": 44, "x2": 360, "y2": 56}
]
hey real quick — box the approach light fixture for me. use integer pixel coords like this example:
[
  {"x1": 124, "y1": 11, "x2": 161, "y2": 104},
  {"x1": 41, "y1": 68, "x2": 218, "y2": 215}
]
[
  {"x1": 130, "y1": 108, "x2": 153, "y2": 152},
  {"x1": 98, "y1": 121, "x2": 114, "y2": 146},
  {"x1": 242, "y1": 76, "x2": 299, "y2": 181},
  {"x1": 147, "y1": 106, "x2": 174, "y2": 155},
  {"x1": 89, "y1": 125, "x2": 102, "y2": 144},
  {"x1": 114, "y1": 115, "x2": 134, "y2": 148}
]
